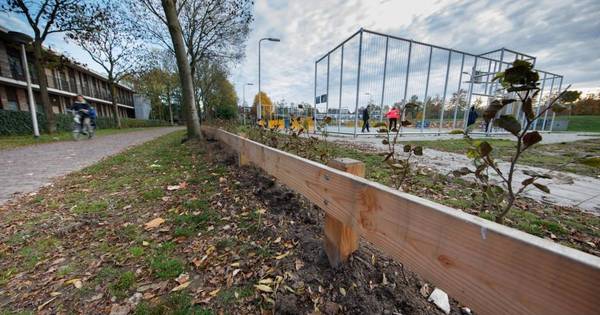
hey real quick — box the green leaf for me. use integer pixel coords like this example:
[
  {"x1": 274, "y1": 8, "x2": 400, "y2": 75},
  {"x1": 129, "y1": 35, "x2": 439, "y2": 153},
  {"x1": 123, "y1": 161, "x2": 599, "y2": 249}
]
[
  {"x1": 494, "y1": 115, "x2": 521, "y2": 136},
  {"x1": 483, "y1": 99, "x2": 516, "y2": 122},
  {"x1": 551, "y1": 103, "x2": 568, "y2": 113},
  {"x1": 533, "y1": 183, "x2": 550, "y2": 193},
  {"x1": 324, "y1": 116, "x2": 332, "y2": 124},
  {"x1": 478, "y1": 141, "x2": 493, "y2": 157},
  {"x1": 523, "y1": 131, "x2": 542, "y2": 147},
  {"x1": 522, "y1": 98, "x2": 535, "y2": 120},
  {"x1": 521, "y1": 177, "x2": 535, "y2": 186},
  {"x1": 403, "y1": 144, "x2": 411, "y2": 153},
  {"x1": 466, "y1": 148, "x2": 479, "y2": 159},
  {"x1": 452, "y1": 167, "x2": 471, "y2": 177},
  {"x1": 412, "y1": 146, "x2": 423, "y2": 156},
  {"x1": 580, "y1": 156, "x2": 600, "y2": 168},
  {"x1": 559, "y1": 90, "x2": 581, "y2": 103},
  {"x1": 523, "y1": 170, "x2": 552, "y2": 179}
]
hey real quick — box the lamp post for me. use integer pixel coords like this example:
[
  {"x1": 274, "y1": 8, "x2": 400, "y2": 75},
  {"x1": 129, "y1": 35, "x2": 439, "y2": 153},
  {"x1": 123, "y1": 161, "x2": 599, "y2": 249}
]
[
  {"x1": 258, "y1": 37, "x2": 280, "y2": 122},
  {"x1": 8, "y1": 31, "x2": 39, "y2": 137},
  {"x1": 242, "y1": 82, "x2": 253, "y2": 125}
]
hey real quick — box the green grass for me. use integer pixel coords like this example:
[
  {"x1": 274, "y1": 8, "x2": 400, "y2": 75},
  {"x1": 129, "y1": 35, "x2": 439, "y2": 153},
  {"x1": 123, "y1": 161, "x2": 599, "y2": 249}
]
[
  {"x1": 563, "y1": 115, "x2": 600, "y2": 132},
  {"x1": 401, "y1": 138, "x2": 600, "y2": 177},
  {"x1": 134, "y1": 292, "x2": 214, "y2": 315},
  {"x1": 110, "y1": 271, "x2": 136, "y2": 299},
  {"x1": 0, "y1": 127, "x2": 153, "y2": 150}
]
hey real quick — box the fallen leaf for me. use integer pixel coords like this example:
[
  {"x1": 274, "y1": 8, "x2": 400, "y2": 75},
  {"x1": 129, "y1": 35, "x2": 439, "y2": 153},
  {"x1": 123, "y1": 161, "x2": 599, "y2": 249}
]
[
  {"x1": 274, "y1": 251, "x2": 290, "y2": 260},
  {"x1": 339, "y1": 287, "x2": 347, "y2": 296},
  {"x1": 144, "y1": 218, "x2": 165, "y2": 229},
  {"x1": 209, "y1": 288, "x2": 221, "y2": 296},
  {"x1": 230, "y1": 262, "x2": 240, "y2": 267},
  {"x1": 171, "y1": 281, "x2": 190, "y2": 292},
  {"x1": 175, "y1": 273, "x2": 189, "y2": 285},
  {"x1": 167, "y1": 185, "x2": 180, "y2": 191},
  {"x1": 259, "y1": 278, "x2": 273, "y2": 285},
  {"x1": 65, "y1": 278, "x2": 82, "y2": 289},
  {"x1": 254, "y1": 284, "x2": 273, "y2": 293}
]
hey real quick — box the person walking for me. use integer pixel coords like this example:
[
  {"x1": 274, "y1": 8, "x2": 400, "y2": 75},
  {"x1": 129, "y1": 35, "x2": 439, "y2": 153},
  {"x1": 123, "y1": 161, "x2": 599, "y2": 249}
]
[
  {"x1": 361, "y1": 105, "x2": 370, "y2": 133},
  {"x1": 385, "y1": 106, "x2": 400, "y2": 131}
]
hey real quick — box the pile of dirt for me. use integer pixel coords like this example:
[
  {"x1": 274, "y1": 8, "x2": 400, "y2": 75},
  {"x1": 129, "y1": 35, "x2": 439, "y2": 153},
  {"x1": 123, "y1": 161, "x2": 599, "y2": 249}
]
[{"x1": 205, "y1": 140, "x2": 465, "y2": 314}]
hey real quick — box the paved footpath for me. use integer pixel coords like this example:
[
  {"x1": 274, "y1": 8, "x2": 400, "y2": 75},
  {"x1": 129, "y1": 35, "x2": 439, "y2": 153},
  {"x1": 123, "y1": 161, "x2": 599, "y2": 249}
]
[
  {"x1": 0, "y1": 127, "x2": 183, "y2": 205},
  {"x1": 331, "y1": 134, "x2": 600, "y2": 215}
]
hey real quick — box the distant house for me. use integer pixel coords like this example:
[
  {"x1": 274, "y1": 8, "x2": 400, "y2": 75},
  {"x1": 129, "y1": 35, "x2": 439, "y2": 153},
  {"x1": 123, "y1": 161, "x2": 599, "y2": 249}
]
[{"x1": 0, "y1": 26, "x2": 135, "y2": 118}]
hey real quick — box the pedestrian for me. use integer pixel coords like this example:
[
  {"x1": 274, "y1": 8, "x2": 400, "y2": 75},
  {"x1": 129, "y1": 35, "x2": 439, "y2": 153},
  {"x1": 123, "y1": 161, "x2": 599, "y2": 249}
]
[
  {"x1": 385, "y1": 106, "x2": 400, "y2": 131},
  {"x1": 467, "y1": 106, "x2": 478, "y2": 132},
  {"x1": 361, "y1": 105, "x2": 370, "y2": 133}
]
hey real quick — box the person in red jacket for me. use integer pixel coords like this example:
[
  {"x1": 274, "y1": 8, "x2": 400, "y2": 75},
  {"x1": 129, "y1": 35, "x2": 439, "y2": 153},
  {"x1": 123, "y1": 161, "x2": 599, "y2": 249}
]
[{"x1": 385, "y1": 106, "x2": 400, "y2": 131}]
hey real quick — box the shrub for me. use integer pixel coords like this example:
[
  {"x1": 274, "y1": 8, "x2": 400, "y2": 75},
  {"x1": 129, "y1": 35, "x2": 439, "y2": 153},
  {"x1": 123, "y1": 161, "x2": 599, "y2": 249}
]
[{"x1": 0, "y1": 109, "x2": 169, "y2": 136}]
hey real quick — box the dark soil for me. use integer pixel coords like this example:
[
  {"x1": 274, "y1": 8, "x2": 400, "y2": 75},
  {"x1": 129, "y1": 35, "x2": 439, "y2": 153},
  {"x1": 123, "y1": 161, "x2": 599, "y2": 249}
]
[{"x1": 205, "y1": 140, "x2": 463, "y2": 315}]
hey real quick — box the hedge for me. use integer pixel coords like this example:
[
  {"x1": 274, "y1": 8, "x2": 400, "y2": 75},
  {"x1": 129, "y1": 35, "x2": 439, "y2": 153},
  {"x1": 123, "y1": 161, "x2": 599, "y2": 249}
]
[{"x1": 0, "y1": 109, "x2": 170, "y2": 136}]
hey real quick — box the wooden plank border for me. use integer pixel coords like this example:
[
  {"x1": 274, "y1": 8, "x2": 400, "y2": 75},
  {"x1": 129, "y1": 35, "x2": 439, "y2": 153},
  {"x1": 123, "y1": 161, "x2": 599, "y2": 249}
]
[{"x1": 202, "y1": 126, "x2": 600, "y2": 315}]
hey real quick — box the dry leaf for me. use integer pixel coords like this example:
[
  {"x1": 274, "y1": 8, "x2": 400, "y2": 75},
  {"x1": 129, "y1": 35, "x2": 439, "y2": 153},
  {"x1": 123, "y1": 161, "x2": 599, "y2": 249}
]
[
  {"x1": 254, "y1": 284, "x2": 273, "y2": 293},
  {"x1": 175, "y1": 273, "x2": 189, "y2": 285},
  {"x1": 339, "y1": 287, "x2": 346, "y2": 296},
  {"x1": 209, "y1": 288, "x2": 220, "y2": 296},
  {"x1": 144, "y1": 218, "x2": 165, "y2": 229},
  {"x1": 171, "y1": 281, "x2": 190, "y2": 292},
  {"x1": 259, "y1": 278, "x2": 273, "y2": 285},
  {"x1": 65, "y1": 278, "x2": 83, "y2": 289},
  {"x1": 274, "y1": 251, "x2": 290, "y2": 260}
]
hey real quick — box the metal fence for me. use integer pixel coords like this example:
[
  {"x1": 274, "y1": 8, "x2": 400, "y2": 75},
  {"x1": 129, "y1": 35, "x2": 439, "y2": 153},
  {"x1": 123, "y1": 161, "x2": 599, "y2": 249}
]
[{"x1": 313, "y1": 28, "x2": 564, "y2": 136}]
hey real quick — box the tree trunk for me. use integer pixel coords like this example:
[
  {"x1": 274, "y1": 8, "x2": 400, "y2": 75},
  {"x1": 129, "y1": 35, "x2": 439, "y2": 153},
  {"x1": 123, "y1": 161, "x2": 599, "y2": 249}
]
[
  {"x1": 32, "y1": 40, "x2": 55, "y2": 133},
  {"x1": 167, "y1": 86, "x2": 174, "y2": 125},
  {"x1": 109, "y1": 83, "x2": 122, "y2": 128},
  {"x1": 161, "y1": 0, "x2": 201, "y2": 138}
]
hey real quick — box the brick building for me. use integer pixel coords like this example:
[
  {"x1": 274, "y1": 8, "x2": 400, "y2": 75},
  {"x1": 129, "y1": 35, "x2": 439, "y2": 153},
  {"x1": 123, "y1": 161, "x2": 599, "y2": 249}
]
[{"x1": 0, "y1": 27, "x2": 135, "y2": 119}]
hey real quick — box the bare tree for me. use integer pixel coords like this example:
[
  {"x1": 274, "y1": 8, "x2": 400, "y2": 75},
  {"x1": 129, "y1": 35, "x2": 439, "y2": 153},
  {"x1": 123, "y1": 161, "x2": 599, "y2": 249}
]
[
  {"x1": 161, "y1": 0, "x2": 201, "y2": 138},
  {"x1": 67, "y1": 1, "x2": 142, "y2": 128},
  {"x1": 2, "y1": 0, "x2": 100, "y2": 133},
  {"x1": 135, "y1": 0, "x2": 252, "y2": 118}
]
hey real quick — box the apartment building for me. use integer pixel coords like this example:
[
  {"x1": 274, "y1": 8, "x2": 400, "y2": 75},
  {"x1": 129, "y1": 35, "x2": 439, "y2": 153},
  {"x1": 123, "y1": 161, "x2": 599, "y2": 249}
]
[{"x1": 0, "y1": 27, "x2": 135, "y2": 119}]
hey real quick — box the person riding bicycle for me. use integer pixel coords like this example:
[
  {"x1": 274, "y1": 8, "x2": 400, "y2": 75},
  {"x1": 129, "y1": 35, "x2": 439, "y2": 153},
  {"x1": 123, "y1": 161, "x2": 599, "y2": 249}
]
[
  {"x1": 89, "y1": 106, "x2": 97, "y2": 129},
  {"x1": 70, "y1": 95, "x2": 91, "y2": 134}
]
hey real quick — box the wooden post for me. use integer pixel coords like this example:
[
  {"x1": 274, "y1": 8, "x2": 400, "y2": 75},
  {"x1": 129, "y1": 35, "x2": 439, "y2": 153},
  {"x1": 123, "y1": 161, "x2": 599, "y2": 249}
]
[{"x1": 324, "y1": 158, "x2": 364, "y2": 267}]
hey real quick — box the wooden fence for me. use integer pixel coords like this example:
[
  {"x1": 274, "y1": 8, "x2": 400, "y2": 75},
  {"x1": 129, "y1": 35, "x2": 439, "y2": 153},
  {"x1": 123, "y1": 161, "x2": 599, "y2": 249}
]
[{"x1": 201, "y1": 126, "x2": 600, "y2": 315}]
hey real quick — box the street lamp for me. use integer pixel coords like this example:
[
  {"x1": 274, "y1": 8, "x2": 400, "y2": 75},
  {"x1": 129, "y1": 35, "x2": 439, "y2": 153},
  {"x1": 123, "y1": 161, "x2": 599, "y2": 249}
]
[
  {"x1": 242, "y1": 82, "x2": 253, "y2": 125},
  {"x1": 7, "y1": 31, "x2": 39, "y2": 137},
  {"x1": 258, "y1": 37, "x2": 280, "y2": 122}
]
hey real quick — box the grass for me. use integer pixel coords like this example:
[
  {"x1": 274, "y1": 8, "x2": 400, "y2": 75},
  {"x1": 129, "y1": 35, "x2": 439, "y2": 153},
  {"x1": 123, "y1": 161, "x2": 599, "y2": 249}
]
[
  {"x1": 234, "y1": 124, "x2": 600, "y2": 255},
  {"x1": 400, "y1": 138, "x2": 600, "y2": 177},
  {"x1": 563, "y1": 115, "x2": 600, "y2": 132},
  {"x1": 0, "y1": 127, "x2": 154, "y2": 150}
]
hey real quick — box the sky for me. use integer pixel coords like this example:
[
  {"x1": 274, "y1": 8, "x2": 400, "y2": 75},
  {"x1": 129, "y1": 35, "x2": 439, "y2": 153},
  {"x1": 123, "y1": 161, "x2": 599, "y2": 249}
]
[{"x1": 2, "y1": 0, "x2": 599, "y2": 106}]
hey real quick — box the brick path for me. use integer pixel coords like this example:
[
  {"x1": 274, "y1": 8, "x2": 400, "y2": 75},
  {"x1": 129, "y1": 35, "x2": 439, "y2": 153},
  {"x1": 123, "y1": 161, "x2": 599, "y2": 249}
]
[{"x1": 0, "y1": 127, "x2": 183, "y2": 205}]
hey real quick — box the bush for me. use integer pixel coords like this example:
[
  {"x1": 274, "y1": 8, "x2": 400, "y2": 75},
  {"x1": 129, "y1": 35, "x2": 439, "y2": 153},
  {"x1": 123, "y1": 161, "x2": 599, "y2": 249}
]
[{"x1": 0, "y1": 109, "x2": 170, "y2": 136}]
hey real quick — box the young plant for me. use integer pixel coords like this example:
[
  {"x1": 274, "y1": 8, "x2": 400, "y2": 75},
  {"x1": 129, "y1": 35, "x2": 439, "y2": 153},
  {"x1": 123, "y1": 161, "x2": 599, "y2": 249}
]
[
  {"x1": 376, "y1": 103, "x2": 422, "y2": 191},
  {"x1": 454, "y1": 60, "x2": 580, "y2": 223}
]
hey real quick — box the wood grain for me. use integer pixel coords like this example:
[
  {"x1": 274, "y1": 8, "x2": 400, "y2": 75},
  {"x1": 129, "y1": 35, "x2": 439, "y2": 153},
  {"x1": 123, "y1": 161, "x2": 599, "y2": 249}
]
[
  {"x1": 324, "y1": 158, "x2": 363, "y2": 267},
  {"x1": 202, "y1": 126, "x2": 600, "y2": 315}
]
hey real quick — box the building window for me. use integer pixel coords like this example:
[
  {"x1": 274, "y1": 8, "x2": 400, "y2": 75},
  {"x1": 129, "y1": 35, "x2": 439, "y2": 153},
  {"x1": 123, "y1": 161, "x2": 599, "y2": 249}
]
[
  {"x1": 5, "y1": 87, "x2": 19, "y2": 111},
  {"x1": 7, "y1": 48, "x2": 24, "y2": 80},
  {"x1": 69, "y1": 69, "x2": 77, "y2": 93}
]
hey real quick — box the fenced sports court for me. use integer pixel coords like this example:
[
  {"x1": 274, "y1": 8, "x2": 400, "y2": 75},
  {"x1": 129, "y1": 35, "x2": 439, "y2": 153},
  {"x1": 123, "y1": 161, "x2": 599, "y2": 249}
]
[{"x1": 313, "y1": 28, "x2": 565, "y2": 136}]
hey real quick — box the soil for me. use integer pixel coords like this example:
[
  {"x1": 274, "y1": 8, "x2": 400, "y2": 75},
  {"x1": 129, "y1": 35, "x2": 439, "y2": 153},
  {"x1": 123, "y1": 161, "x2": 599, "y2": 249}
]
[{"x1": 205, "y1": 139, "x2": 464, "y2": 315}]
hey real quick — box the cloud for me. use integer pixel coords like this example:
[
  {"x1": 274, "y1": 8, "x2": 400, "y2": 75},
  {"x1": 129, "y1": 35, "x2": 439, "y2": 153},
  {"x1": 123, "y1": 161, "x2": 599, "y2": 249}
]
[{"x1": 234, "y1": 0, "x2": 600, "y2": 106}]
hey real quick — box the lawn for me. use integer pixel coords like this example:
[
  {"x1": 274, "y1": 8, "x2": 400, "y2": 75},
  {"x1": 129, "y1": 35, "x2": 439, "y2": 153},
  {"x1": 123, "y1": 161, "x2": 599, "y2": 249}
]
[
  {"x1": 0, "y1": 128, "x2": 161, "y2": 151},
  {"x1": 399, "y1": 138, "x2": 600, "y2": 177},
  {"x1": 0, "y1": 130, "x2": 453, "y2": 314},
  {"x1": 564, "y1": 115, "x2": 600, "y2": 132}
]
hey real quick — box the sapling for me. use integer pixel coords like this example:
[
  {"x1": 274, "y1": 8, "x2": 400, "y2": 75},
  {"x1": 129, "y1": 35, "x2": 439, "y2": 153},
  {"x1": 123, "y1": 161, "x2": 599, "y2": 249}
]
[
  {"x1": 376, "y1": 103, "x2": 422, "y2": 190},
  {"x1": 453, "y1": 60, "x2": 580, "y2": 223}
]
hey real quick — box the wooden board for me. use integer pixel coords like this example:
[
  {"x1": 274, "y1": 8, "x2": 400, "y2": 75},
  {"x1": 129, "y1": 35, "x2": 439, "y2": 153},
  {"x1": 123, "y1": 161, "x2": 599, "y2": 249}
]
[
  {"x1": 201, "y1": 126, "x2": 600, "y2": 315},
  {"x1": 324, "y1": 158, "x2": 363, "y2": 267}
]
